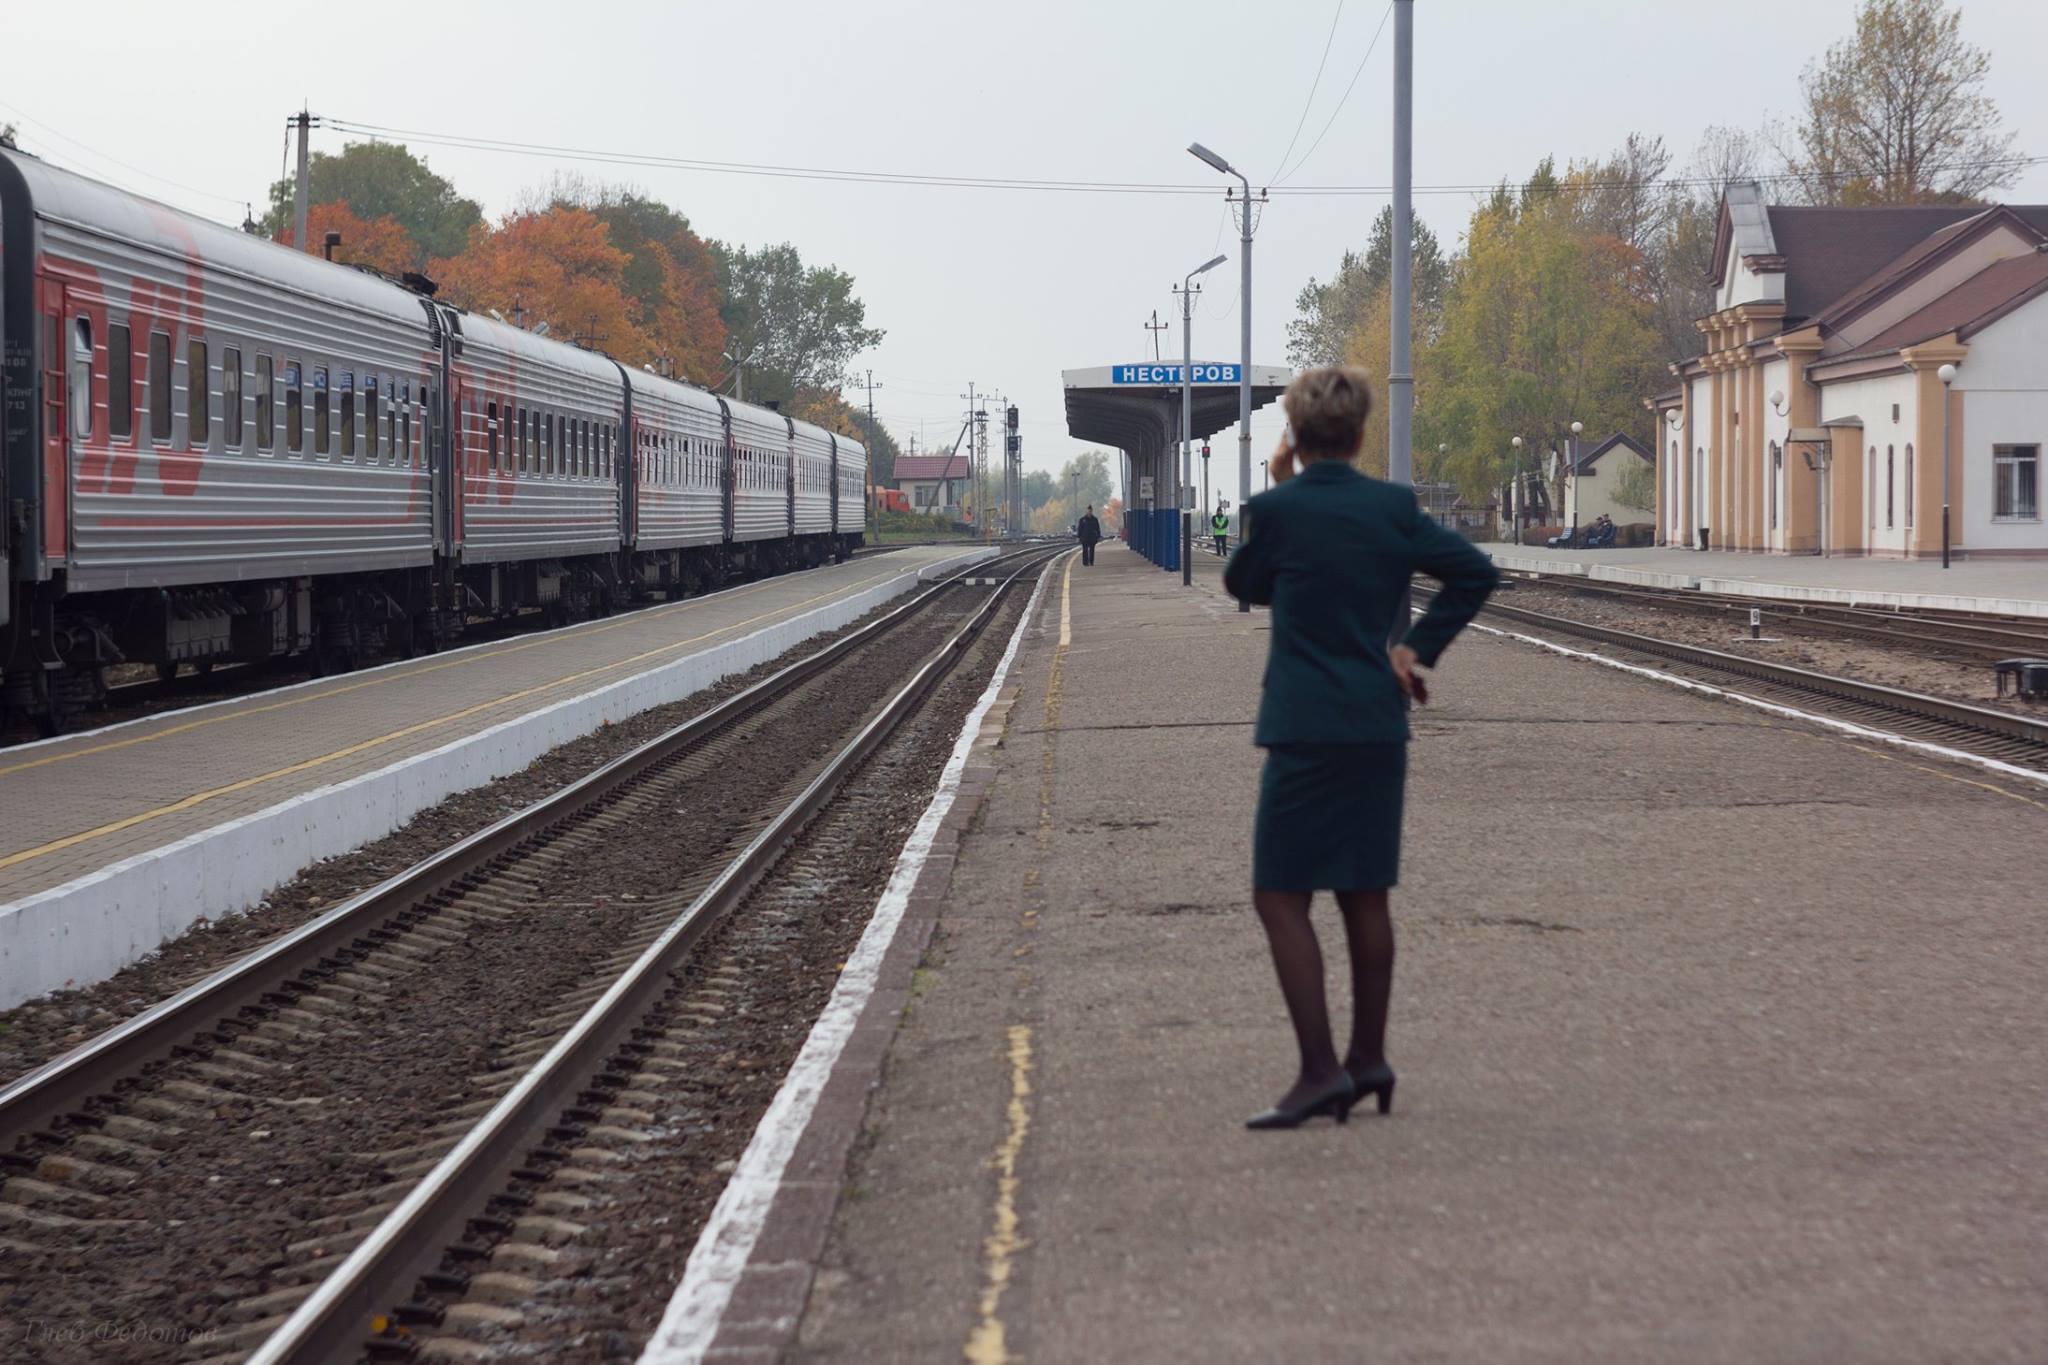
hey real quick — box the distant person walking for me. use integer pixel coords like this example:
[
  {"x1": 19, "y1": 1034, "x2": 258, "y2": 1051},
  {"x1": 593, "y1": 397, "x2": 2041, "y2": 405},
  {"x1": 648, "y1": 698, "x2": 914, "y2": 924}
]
[
  {"x1": 1224, "y1": 366, "x2": 1498, "y2": 1130},
  {"x1": 1211, "y1": 502, "x2": 1231, "y2": 557},
  {"x1": 1077, "y1": 505, "x2": 1102, "y2": 566}
]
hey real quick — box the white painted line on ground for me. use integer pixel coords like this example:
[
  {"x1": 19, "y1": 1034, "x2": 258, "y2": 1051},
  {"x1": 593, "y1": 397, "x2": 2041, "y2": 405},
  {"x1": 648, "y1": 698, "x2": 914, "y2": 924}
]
[
  {"x1": 1474, "y1": 620, "x2": 2048, "y2": 789},
  {"x1": 637, "y1": 553, "x2": 1065, "y2": 1365}
]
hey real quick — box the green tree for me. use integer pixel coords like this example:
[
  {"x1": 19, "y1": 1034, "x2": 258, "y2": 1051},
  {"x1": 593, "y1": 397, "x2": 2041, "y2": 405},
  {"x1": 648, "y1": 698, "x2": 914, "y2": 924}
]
[
  {"x1": 846, "y1": 407, "x2": 902, "y2": 486},
  {"x1": 1022, "y1": 470, "x2": 1056, "y2": 510},
  {"x1": 1783, "y1": 0, "x2": 2019, "y2": 204},
  {"x1": 712, "y1": 242, "x2": 885, "y2": 406},
  {"x1": 262, "y1": 141, "x2": 481, "y2": 263},
  {"x1": 1287, "y1": 206, "x2": 1448, "y2": 369},
  {"x1": 1426, "y1": 167, "x2": 1665, "y2": 507},
  {"x1": 1612, "y1": 456, "x2": 1657, "y2": 513}
]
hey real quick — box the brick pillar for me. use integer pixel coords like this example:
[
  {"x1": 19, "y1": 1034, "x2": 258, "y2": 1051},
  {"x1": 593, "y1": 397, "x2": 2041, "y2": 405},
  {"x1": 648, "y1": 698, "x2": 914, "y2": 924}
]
[
  {"x1": 1900, "y1": 339, "x2": 1969, "y2": 558},
  {"x1": 1776, "y1": 336, "x2": 1823, "y2": 555}
]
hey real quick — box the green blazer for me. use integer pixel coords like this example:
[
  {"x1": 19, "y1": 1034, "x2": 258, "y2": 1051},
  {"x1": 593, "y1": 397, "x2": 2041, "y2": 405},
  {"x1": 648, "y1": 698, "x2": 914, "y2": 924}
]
[{"x1": 1224, "y1": 459, "x2": 1498, "y2": 745}]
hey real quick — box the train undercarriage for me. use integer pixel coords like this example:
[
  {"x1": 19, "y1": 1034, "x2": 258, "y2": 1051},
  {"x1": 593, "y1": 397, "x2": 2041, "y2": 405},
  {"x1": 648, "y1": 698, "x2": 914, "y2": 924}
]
[{"x1": 1, "y1": 532, "x2": 862, "y2": 736}]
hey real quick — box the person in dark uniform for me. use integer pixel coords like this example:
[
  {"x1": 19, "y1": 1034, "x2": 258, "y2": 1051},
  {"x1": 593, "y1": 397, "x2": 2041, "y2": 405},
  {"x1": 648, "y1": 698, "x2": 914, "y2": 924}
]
[
  {"x1": 1076, "y1": 505, "x2": 1102, "y2": 565},
  {"x1": 1224, "y1": 365, "x2": 1498, "y2": 1130},
  {"x1": 1211, "y1": 501, "x2": 1232, "y2": 556}
]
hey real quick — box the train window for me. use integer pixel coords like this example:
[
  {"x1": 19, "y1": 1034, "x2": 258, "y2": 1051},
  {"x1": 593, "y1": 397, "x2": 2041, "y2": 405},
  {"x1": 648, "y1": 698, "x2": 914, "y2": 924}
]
[
  {"x1": 285, "y1": 362, "x2": 303, "y2": 455},
  {"x1": 365, "y1": 378, "x2": 380, "y2": 462},
  {"x1": 383, "y1": 380, "x2": 396, "y2": 464},
  {"x1": 256, "y1": 355, "x2": 275, "y2": 451},
  {"x1": 108, "y1": 323, "x2": 135, "y2": 438},
  {"x1": 400, "y1": 395, "x2": 411, "y2": 467},
  {"x1": 149, "y1": 331, "x2": 172, "y2": 442},
  {"x1": 69, "y1": 318, "x2": 93, "y2": 440},
  {"x1": 223, "y1": 347, "x2": 242, "y2": 449},
  {"x1": 487, "y1": 402, "x2": 499, "y2": 472},
  {"x1": 517, "y1": 407, "x2": 528, "y2": 472},
  {"x1": 313, "y1": 368, "x2": 330, "y2": 457},
  {"x1": 557, "y1": 415, "x2": 568, "y2": 476},
  {"x1": 186, "y1": 339, "x2": 208, "y2": 447},
  {"x1": 581, "y1": 419, "x2": 591, "y2": 477},
  {"x1": 339, "y1": 373, "x2": 356, "y2": 461},
  {"x1": 600, "y1": 424, "x2": 609, "y2": 479}
]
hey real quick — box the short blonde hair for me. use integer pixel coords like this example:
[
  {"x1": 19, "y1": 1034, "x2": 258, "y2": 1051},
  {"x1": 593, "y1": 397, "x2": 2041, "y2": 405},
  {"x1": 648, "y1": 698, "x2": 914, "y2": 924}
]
[{"x1": 1283, "y1": 366, "x2": 1373, "y2": 458}]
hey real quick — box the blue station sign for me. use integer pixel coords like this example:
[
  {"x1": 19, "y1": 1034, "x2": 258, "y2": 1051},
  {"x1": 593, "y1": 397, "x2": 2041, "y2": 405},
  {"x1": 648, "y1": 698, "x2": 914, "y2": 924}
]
[{"x1": 1112, "y1": 363, "x2": 1242, "y2": 385}]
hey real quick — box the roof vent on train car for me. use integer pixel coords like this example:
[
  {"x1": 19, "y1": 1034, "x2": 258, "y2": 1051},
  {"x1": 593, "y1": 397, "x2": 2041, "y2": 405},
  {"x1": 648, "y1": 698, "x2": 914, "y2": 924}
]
[
  {"x1": 415, "y1": 297, "x2": 443, "y2": 348},
  {"x1": 401, "y1": 271, "x2": 439, "y2": 297}
]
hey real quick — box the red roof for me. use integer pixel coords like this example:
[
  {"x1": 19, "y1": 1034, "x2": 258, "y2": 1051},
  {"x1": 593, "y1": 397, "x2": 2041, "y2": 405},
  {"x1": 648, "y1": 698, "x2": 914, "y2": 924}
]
[
  {"x1": 892, "y1": 454, "x2": 970, "y2": 482},
  {"x1": 1822, "y1": 251, "x2": 2048, "y2": 365}
]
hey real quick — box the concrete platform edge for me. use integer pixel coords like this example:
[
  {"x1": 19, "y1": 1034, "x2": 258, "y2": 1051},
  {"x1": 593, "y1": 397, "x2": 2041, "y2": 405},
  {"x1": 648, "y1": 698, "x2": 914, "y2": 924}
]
[
  {"x1": 0, "y1": 549, "x2": 995, "y2": 1008},
  {"x1": 1489, "y1": 549, "x2": 2048, "y2": 616}
]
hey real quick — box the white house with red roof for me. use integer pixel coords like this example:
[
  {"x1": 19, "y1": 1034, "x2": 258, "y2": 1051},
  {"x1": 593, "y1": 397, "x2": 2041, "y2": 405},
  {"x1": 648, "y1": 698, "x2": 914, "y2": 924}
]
[
  {"x1": 1651, "y1": 185, "x2": 2048, "y2": 557},
  {"x1": 889, "y1": 451, "x2": 973, "y2": 521}
]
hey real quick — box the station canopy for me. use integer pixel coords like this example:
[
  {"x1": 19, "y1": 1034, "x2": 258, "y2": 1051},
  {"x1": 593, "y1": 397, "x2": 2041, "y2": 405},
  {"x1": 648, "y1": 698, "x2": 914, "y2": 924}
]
[{"x1": 1061, "y1": 361, "x2": 1290, "y2": 458}]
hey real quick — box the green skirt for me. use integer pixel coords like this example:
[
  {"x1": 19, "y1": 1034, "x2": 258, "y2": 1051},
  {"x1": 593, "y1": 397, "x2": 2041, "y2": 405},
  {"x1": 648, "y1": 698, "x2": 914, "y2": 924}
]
[{"x1": 1253, "y1": 743, "x2": 1408, "y2": 892}]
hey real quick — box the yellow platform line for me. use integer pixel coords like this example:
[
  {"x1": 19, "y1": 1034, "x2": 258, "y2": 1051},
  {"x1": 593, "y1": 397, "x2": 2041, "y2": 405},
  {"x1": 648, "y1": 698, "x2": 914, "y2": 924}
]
[
  {"x1": 0, "y1": 564, "x2": 903, "y2": 781},
  {"x1": 0, "y1": 564, "x2": 916, "y2": 875}
]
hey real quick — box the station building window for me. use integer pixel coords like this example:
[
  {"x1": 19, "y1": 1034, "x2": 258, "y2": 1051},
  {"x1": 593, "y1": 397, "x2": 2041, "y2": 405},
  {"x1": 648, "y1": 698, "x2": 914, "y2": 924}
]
[{"x1": 1994, "y1": 444, "x2": 2040, "y2": 521}]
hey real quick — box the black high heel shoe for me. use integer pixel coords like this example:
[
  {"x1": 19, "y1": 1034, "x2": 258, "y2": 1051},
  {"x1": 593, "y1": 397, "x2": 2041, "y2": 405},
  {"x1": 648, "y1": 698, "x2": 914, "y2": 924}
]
[
  {"x1": 1245, "y1": 1073, "x2": 1356, "y2": 1130},
  {"x1": 1346, "y1": 1061, "x2": 1397, "y2": 1115}
]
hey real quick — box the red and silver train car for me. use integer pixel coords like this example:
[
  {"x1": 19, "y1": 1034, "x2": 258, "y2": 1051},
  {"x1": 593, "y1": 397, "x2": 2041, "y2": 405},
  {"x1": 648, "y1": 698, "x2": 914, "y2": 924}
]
[{"x1": 0, "y1": 147, "x2": 866, "y2": 732}]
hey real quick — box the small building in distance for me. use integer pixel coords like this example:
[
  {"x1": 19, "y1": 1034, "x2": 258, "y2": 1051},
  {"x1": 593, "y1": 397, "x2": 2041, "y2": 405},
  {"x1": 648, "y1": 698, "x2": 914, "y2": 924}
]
[
  {"x1": 1654, "y1": 184, "x2": 2048, "y2": 557},
  {"x1": 1564, "y1": 433, "x2": 1655, "y2": 529},
  {"x1": 890, "y1": 452, "x2": 972, "y2": 521}
]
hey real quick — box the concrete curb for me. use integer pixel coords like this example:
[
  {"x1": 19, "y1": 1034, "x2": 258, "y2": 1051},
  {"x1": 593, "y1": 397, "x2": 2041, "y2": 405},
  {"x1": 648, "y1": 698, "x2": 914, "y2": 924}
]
[
  {"x1": 0, "y1": 550, "x2": 994, "y2": 1008},
  {"x1": 1487, "y1": 549, "x2": 2048, "y2": 616}
]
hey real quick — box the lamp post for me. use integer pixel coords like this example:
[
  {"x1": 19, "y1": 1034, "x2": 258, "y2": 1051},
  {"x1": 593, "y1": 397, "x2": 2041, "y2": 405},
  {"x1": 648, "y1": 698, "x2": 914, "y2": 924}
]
[
  {"x1": 1432, "y1": 442, "x2": 1449, "y2": 519},
  {"x1": 1189, "y1": 141, "x2": 1256, "y2": 612},
  {"x1": 1510, "y1": 436, "x2": 1524, "y2": 544},
  {"x1": 1260, "y1": 458, "x2": 1269, "y2": 491},
  {"x1": 1179, "y1": 254, "x2": 1228, "y2": 584},
  {"x1": 1938, "y1": 363, "x2": 1957, "y2": 568},
  {"x1": 1567, "y1": 419, "x2": 1583, "y2": 539}
]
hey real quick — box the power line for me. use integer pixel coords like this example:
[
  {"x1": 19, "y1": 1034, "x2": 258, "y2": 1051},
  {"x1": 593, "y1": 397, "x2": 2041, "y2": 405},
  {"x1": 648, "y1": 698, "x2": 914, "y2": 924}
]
[
  {"x1": 0, "y1": 97, "x2": 247, "y2": 207},
  {"x1": 1273, "y1": 1, "x2": 1395, "y2": 186},
  {"x1": 324, "y1": 114, "x2": 2046, "y2": 200},
  {"x1": 1267, "y1": 0, "x2": 1347, "y2": 184}
]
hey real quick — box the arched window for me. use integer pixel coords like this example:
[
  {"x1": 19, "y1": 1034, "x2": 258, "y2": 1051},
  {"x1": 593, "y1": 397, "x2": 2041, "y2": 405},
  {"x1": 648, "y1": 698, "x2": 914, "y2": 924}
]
[
  {"x1": 1768, "y1": 442, "x2": 1781, "y2": 531},
  {"x1": 1886, "y1": 444, "x2": 1895, "y2": 528},
  {"x1": 1904, "y1": 444, "x2": 1915, "y2": 527},
  {"x1": 1869, "y1": 446, "x2": 1878, "y2": 527}
]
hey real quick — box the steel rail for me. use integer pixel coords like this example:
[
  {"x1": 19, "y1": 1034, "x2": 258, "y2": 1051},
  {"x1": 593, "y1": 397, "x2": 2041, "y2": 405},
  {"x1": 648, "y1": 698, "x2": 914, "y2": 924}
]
[
  {"x1": 1435, "y1": 587, "x2": 2048, "y2": 762},
  {"x1": 245, "y1": 545, "x2": 1064, "y2": 1363},
  {"x1": 1498, "y1": 570, "x2": 2048, "y2": 660},
  {"x1": 0, "y1": 547, "x2": 1033, "y2": 1149}
]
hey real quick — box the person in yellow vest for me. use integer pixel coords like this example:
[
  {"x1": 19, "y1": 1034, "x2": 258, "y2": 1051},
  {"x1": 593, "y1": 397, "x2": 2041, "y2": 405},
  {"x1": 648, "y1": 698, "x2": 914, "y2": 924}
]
[{"x1": 1211, "y1": 501, "x2": 1232, "y2": 557}]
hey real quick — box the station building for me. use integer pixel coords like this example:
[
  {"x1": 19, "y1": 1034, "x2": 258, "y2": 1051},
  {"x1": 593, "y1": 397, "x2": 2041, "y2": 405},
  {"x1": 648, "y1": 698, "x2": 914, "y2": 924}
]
[
  {"x1": 889, "y1": 452, "x2": 973, "y2": 521},
  {"x1": 1652, "y1": 184, "x2": 2048, "y2": 557}
]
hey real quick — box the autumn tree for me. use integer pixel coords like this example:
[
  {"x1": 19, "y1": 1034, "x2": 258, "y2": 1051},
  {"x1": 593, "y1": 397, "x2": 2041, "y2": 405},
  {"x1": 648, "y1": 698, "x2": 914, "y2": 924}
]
[
  {"x1": 1425, "y1": 173, "x2": 1665, "y2": 509},
  {"x1": 275, "y1": 201, "x2": 419, "y2": 276},
  {"x1": 262, "y1": 141, "x2": 481, "y2": 263},
  {"x1": 430, "y1": 207, "x2": 651, "y2": 361},
  {"x1": 1782, "y1": 0, "x2": 2020, "y2": 204},
  {"x1": 713, "y1": 243, "x2": 884, "y2": 406},
  {"x1": 1288, "y1": 206, "x2": 1447, "y2": 370}
]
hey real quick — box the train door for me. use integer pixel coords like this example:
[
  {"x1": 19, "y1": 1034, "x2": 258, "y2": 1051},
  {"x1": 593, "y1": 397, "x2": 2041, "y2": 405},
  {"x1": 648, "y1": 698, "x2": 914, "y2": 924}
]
[
  {"x1": 714, "y1": 398, "x2": 735, "y2": 542},
  {"x1": 828, "y1": 434, "x2": 840, "y2": 534},
  {"x1": 783, "y1": 415, "x2": 796, "y2": 537}
]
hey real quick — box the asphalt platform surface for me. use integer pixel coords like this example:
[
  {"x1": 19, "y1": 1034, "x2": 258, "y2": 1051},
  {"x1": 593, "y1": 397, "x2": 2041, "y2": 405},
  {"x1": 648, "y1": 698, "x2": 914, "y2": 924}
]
[{"x1": 791, "y1": 541, "x2": 2048, "y2": 1363}]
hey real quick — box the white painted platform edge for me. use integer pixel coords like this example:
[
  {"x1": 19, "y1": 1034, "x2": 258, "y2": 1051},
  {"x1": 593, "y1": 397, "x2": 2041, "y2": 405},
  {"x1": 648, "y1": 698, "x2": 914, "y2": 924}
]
[
  {"x1": 1475, "y1": 620, "x2": 2048, "y2": 789},
  {"x1": 1487, "y1": 550, "x2": 2048, "y2": 618},
  {"x1": 637, "y1": 552, "x2": 1063, "y2": 1365},
  {"x1": 0, "y1": 549, "x2": 994, "y2": 1009}
]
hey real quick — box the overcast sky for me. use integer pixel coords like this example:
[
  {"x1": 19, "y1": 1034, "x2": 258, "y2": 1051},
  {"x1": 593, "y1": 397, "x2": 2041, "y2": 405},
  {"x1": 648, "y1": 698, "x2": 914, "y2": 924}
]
[{"x1": 6, "y1": 0, "x2": 2047, "y2": 489}]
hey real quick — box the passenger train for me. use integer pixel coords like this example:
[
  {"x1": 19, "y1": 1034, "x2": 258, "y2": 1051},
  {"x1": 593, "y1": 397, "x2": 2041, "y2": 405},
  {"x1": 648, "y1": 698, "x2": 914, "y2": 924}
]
[{"x1": 0, "y1": 146, "x2": 866, "y2": 732}]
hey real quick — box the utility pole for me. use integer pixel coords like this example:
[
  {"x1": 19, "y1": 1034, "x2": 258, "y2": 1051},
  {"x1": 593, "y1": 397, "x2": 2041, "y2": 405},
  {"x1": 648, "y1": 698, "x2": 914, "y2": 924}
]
[
  {"x1": 960, "y1": 382, "x2": 979, "y2": 533},
  {"x1": 1145, "y1": 310, "x2": 1169, "y2": 362},
  {"x1": 1174, "y1": 278, "x2": 1203, "y2": 585},
  {"x1": 1388, "y1": 0, "x2": 1415, "y2": 640},
  {"x1": 1005, "y1": 404, "x2": 1022, "y2": 540},
  {"x1": 849, "y1": 369, "x2": 884, "y2": 529},
  {"x1": 290, "y1": 109, "x2": 318, "y2": 252}
]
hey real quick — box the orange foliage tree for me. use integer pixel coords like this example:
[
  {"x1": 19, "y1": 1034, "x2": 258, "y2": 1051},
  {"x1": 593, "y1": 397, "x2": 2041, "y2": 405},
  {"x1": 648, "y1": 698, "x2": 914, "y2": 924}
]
[
  {"x1": 276, "y1": 201, "x2": 419, "y2": 276},
  {"x1": 430, "y1": 207, "x2": 652, "y2": 359}
]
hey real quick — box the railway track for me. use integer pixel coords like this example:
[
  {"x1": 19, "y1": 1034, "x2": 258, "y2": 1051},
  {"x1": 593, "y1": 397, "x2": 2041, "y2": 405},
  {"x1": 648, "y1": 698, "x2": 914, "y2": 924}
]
[
  {"x1": 0, "y1": 544, "x2": 1063, "y2": 1363},
  {"x1": 1498, "y1": 568, "x2": 2048, "y2": 664},
  {"x1": 1447, "y1": 587, "x2": 2048, "y2": 775}
]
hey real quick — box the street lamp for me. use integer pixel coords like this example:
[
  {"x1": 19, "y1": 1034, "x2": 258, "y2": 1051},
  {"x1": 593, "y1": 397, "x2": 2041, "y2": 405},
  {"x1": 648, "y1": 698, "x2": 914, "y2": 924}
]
[
  {"x1": 1510, "y1": 436, "x2": 1524, "y2": 544},
  {"x1": 1179, "y1": 253, "x2": 1228, "y2": 585},
  {"x1": 1938, "y1": 362, "x2": 1957, "y2": 568},
  {"x1": 1189, "y1": 140, "x2": 1256, "y2": 613},
  {"x1": 1260, "y1": 458, "x2": 1269, "y2": 491},
  {"x1": 1568, "y1": 419, "x2": 1583, "y2": 539}
]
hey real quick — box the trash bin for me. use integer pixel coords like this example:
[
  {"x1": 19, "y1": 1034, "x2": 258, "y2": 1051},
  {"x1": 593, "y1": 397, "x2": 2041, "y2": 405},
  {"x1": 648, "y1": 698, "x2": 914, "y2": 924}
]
[{"x1": 1698, "y1": 527, "x2": 1711, "y2": 551}]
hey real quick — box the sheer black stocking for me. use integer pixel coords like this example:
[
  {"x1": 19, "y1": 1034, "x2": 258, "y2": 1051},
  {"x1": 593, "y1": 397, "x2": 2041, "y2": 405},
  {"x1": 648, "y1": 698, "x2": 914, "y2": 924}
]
[
  {"x1": 1336, "y1": 890, "x2": 1395, "y2": 1078},
  {"x1": 1252, "y1": 890, "x2": 1346, "y2": 1109}
]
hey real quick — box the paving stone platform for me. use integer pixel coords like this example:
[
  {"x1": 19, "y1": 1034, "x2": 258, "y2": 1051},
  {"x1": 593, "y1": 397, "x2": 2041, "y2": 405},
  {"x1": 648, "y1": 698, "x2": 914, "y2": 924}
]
[{"x1": 741, "y1": 540, "x2": 2048, "y2": 1363}]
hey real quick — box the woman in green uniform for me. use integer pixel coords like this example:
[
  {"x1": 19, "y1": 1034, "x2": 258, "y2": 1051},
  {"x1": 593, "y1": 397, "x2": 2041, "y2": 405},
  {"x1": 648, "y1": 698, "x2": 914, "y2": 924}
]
[{"x1": 1224, "y1": 366, "x2": 1497, "y2": 1129}]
